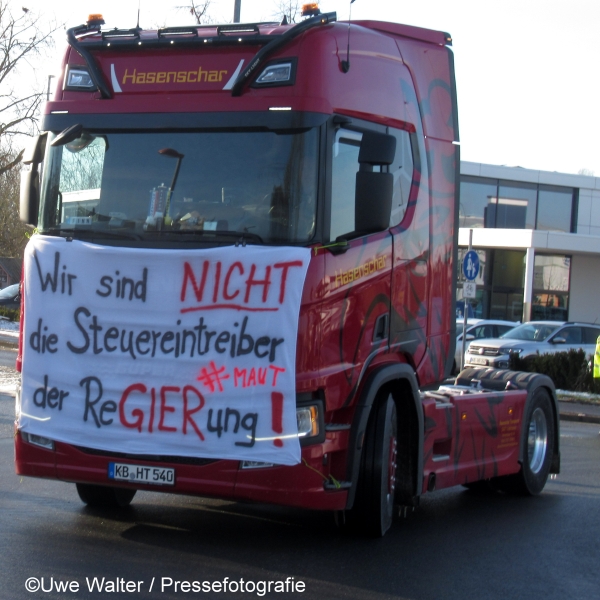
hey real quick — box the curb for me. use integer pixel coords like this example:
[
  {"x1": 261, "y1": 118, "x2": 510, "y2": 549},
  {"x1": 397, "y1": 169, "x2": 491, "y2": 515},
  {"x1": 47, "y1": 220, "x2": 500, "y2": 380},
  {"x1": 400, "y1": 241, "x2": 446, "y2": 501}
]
[
  {"x1": 559, "y1": 411, "x2": 600, "y2": 425},
  {"x1": 0, "y1": 335, "x2": 18, "y2": 349}
]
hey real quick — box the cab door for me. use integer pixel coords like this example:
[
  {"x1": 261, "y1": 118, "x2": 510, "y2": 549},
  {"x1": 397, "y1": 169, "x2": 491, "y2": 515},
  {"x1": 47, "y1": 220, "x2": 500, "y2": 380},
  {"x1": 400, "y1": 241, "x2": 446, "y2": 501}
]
[{"x1": 320, "y1": 125, "x2": 393, "y2": 413}]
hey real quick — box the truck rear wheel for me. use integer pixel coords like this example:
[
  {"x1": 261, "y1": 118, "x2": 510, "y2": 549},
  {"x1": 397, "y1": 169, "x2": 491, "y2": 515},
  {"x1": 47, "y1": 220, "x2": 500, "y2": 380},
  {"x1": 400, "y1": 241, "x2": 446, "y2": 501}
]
[
  {"x1": 494, "y1": 388, "x2": 555, "y2": 495},
  {"x1": 338, "y1": 393, "x2": 397, "y2": 537},
  {"x1": 517, "y1": 388, "x2": 555, "y2": 494},
  {"x1": 76, "y1": 483, "x2": 136, "y2": 508}
]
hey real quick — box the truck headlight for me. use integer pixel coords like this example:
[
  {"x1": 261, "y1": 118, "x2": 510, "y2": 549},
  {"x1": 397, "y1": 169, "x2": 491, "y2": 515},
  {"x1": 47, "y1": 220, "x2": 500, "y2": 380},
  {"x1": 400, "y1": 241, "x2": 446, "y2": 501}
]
[
  {"x1": 253, "y1": 59, "x2": 296, "y2": 87},
  {"x1": 296, "y1": 399, "x2": 325, "y2": 446},
  {"x1": 64, "y1": 66, "x2": 97, "y2": 91},
  {"x1": 21, "y1": 431, "x2": 55, "y2": 451},
  {"x1": 296, "y1": 405, "x2": 319, "y2": 438}
]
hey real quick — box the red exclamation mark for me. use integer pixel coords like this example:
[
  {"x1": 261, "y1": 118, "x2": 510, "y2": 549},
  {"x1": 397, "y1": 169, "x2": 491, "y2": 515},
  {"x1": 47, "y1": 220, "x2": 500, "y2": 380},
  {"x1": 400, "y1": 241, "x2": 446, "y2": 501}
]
[{"x1": 271, "y1": 392, "x2": 284, "y2": 447}]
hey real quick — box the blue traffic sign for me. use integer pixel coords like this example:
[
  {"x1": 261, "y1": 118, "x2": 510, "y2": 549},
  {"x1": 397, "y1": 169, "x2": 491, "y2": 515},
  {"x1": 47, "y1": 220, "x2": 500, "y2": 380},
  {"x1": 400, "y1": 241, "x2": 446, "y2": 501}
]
[{"x1": 462, "y1": 250, "x2": 479, "y2": 281}]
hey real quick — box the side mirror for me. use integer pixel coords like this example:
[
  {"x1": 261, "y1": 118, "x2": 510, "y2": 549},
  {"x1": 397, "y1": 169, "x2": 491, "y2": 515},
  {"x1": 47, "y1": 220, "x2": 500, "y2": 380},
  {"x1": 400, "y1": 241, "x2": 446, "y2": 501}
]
[
  {"x1": 20, "y1": 167, "x2": 40, "y2": 226},
  {"x1": 22, "y1": 132, "x2": 48, "y2": 165},
  {"x1": 552, "y1": 337, "x2": 566, "y2": 344},
  {"x1": 358, "y1": 131, "x2": 396, "y2": 165},
  {"x1": 355, "y1": 131, "x2": 396, "y2": 234},
  {"x1": 20, "y1": 133, "x2": 47, "y2": 226},
  {"x1": 50, "y1": 124, "x2": 83, "y2": 148}
]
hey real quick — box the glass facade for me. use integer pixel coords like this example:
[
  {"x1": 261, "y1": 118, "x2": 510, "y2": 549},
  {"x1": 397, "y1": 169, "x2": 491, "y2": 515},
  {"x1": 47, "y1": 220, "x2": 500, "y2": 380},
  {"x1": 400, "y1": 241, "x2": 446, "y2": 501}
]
[
  {"x1": 459, "y1": 176, "x2": 577, "y2": 233},
  {"x1": 531, "y1": 255, "x2": 571, "y2": 320},
  {"x1": 458, "y1": 248, "x2": 525, "y2": 321},
  {"x1": 458, "y1": 177, "x2": 496, "y2": 229},
  {"x1": 457, "y1": 174, "x2": 577, "y2": 321},
  {"x1": 536, "y1": 186, "x2": 576, "y2": 232},
  {"x1": 494, "y1": 181, "x2": 537, "y2": 229},
  {"x1": 457, "y1": 248, "x2": 571, "y2": 322}
]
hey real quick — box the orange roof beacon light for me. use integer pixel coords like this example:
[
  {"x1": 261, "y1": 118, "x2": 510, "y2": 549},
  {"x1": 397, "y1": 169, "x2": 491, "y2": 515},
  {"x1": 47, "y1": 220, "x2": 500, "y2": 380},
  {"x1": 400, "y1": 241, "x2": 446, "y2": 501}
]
[
  {"x1": 86, "y1": 13, "x2": 105, "y2": 28},
  {"x1": 301, "y1": 3, "x2": 321, "y2": 17}
]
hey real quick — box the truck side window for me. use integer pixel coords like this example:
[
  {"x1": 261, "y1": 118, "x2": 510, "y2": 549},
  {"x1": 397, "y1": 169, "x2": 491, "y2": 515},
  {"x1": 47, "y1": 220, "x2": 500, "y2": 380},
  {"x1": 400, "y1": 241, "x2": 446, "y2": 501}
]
[
  {"x1": 59, "y1": 135, "x2": 106, "y2": 223},
  {"x1": 330, "y1": 129, "x2": 362, "y2": 240},
  {"x1": 389, "y1": 128, "x2": 414, "y2": 227}
]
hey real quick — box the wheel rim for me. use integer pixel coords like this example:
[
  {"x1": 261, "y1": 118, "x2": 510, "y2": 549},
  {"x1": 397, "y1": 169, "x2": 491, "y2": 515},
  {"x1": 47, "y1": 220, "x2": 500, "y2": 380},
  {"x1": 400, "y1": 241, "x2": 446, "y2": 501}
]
[{"x1": 527, "y1": 407, "x2": 548, "y2": 474}]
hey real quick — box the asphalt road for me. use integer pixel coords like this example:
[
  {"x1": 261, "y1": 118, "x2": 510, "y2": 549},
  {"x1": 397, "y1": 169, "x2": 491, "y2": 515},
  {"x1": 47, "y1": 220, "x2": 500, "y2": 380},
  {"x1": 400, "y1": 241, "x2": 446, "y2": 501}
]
[
  {"x1": 0, "y1": 347, "x2": 17, "y2": 368},
  {"x1": 1, "y1": 383, "x2": 599, "y2": 600}
]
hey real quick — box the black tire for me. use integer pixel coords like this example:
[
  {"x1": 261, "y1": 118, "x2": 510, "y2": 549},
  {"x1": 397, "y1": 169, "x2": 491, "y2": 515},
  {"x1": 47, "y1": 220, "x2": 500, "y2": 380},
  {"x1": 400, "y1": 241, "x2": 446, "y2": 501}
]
[
  {"x1": 76, "y1": 483, "x2": 137, "y2": 508},
  {"x1": 493, "y1": 388, "x2": 555, "y2": 495},
  {"x1": 337, "y1": 393, "x2": 398, "y2": 537},
  {"x1": 517, "y1": 388, "x2": 555, "y2": 494}
]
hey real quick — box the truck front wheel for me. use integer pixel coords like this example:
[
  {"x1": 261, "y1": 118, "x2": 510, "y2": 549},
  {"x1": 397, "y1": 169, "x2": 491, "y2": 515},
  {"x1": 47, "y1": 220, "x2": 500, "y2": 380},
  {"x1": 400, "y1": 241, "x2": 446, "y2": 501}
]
[
  {"x1": 337, "y1": 393, "x2": 398, "y2": 537},
  {"x1": 76, "y1": 483, "x2": 137, "y2": 508}
]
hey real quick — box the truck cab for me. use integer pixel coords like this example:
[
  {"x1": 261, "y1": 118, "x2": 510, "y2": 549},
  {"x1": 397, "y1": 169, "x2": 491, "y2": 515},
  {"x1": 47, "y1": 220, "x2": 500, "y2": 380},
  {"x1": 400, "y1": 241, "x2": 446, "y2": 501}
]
[{"x1": 16, "y1": 10, "x2": 556, "y2": 538}]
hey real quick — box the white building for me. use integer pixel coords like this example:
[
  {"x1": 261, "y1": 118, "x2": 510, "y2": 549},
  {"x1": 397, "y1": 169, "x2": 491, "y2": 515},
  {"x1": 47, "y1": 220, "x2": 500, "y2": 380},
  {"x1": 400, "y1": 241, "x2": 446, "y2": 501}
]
[{"x1": 458, "y1": 161, "x2": 600, "y2": 323}]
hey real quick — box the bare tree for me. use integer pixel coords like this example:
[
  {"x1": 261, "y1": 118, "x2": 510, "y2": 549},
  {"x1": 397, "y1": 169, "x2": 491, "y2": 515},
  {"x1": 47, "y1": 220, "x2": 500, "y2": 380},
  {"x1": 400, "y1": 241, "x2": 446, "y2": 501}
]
[
  {"x1": 0, "y1": 1, "x2": 58, "y2": 175},
  {"x1": 578, "y1": 168, "x2": 595, "y2": 177},
  {"x1": 177, "y1": 1, "x2": 213, "y2": 25},
  {"x1": 272, "y1": 0, "x2": 303, "y2": 24},
  {"x1": 0, "y1": 148, "x2": 30, "y2": 256},
  {"x1": 59, "y1": 138, "x2": 106, "y2": 193}
]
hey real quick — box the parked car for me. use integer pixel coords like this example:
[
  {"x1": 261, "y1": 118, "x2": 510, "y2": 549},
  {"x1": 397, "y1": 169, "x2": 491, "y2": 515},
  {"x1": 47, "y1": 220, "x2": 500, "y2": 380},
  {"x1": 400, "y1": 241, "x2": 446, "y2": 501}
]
[
  {"x1": 464, "y1": 321, "x2": 600, "y2": 369},
  {"x1": 454, "y1": 319, "x2": 518, "y2": 372},
  {"x1": 0, "y1": 283, "x2": 20, "y2": 307}
]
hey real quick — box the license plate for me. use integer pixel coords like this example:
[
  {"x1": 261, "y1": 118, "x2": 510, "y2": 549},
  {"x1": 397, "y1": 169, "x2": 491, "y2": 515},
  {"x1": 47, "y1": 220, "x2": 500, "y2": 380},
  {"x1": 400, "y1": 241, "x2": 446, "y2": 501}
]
[
  {"x1": 108, "y1": 462, "x2": 175, "y2": 486},
  {"x1": 467, "y1": 356, "x2": 488, "y2": 366}
]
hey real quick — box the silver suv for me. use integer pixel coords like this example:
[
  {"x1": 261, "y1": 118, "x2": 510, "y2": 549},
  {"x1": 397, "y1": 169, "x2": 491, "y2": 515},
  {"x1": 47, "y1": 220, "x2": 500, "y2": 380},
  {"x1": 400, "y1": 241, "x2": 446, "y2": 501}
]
[{"x1": 464, "y1": 321, "x2": 600, "y2": 369}]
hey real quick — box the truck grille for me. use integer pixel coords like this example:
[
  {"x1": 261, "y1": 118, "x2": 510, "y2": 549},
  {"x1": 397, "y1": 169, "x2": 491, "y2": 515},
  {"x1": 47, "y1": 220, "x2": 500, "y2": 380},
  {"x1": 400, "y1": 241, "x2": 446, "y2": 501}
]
[{"x1": 74, "y1": 445, "x2": 216, "y2": 466}]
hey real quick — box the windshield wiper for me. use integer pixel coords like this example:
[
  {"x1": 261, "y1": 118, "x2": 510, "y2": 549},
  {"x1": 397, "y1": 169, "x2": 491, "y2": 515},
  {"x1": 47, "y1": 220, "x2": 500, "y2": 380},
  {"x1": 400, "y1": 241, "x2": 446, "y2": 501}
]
[
  {"x1": 45, "y1": 227, "x2": 143, "y2": 241},
  {"x1": 155, "y1": 229, "x2": 264, "y2": 244},
  {"x1": 45, "y1": 226, "x2": 265, "y2": 245},
  {"x1": 215, "y1": 230, "x2": 264, "y2": 245}
]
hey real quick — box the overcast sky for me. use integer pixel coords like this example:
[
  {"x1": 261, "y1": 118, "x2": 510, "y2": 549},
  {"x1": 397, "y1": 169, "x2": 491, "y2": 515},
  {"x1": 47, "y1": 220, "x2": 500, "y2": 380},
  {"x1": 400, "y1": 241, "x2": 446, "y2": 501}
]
[{"x1": 19, "y1": 0, "x2": 600, "y2": 176}]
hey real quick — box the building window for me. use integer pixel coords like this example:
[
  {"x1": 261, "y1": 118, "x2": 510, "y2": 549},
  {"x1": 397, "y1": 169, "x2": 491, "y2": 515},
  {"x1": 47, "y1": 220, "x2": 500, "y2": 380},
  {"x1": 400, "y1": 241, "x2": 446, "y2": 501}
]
[
  {"x1": 493, "y1": 181, "x2": 537, "y2": 229},
  {"x1": 457, "y1": 248, "x2": 525, "y2": 322},
  {"x1": 459, "y1": 176, "x2": 576, "y2": 233},
  {"x1": 536, "y1": 186, "x2": 576, "y2": 232},
  {"x1": 531, "y1": 254, "x2": 570, "y2": 320},
  {"x1": 459, "y1": 176, "x2": 496, "y2": 229}
]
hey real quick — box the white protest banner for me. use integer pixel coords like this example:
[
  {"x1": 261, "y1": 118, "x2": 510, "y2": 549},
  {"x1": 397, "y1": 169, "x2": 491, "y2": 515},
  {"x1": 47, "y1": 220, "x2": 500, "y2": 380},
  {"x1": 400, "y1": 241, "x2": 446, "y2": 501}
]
[{"x1": 19, "y1": 235, "x2": 310, "y2": 466}]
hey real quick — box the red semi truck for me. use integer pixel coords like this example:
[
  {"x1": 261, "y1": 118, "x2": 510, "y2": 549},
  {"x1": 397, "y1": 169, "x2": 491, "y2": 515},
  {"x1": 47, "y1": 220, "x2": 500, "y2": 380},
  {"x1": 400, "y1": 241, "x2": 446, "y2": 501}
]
[{"x1": 17, "y1": 7, "x2": 559, "y2": 536}]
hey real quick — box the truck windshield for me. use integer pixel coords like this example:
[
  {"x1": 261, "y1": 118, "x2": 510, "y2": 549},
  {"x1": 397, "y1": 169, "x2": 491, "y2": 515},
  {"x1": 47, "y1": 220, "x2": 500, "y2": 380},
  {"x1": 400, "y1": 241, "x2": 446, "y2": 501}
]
[{"x1": 39, "y1": 128, "x2": 318, "y2": 244}]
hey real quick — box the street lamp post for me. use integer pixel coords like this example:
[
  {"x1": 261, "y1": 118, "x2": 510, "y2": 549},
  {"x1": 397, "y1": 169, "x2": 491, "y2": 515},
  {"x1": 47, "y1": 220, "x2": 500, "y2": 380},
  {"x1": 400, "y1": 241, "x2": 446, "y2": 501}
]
[
  {"x1": 158, "y1": 148, "x2": 185, "y2": 224},
  {"x1": 233, "y1": 0, "x2": 241, "y2": 23},
  {"x1": 47, "y1": 75, "x2": 55, "y2": 101}
]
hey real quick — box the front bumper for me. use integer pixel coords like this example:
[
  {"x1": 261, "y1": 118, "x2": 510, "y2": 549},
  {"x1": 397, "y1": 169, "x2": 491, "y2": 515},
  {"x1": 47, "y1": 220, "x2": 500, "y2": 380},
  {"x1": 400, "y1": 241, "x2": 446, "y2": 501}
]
[
  {"x1": 14, "y1": 427, "x2": 349, "y2": 511},
  {"x1": 464, "y1": 354, "x2": 511, "y2": 369}
]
